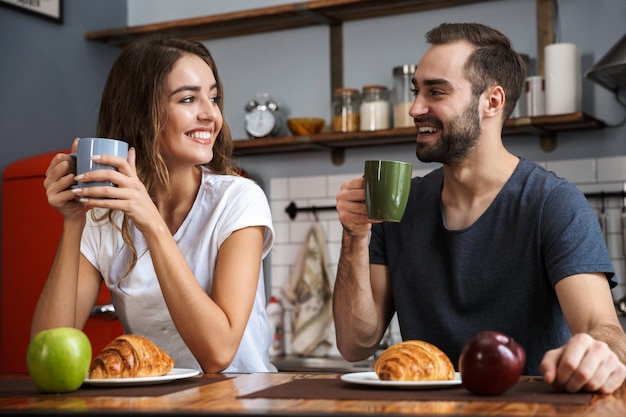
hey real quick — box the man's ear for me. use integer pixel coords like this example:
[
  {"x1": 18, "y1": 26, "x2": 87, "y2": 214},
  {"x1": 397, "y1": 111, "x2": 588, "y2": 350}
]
[{"x1": 483, "y1": 85, "x2": 505, "y2": 119}]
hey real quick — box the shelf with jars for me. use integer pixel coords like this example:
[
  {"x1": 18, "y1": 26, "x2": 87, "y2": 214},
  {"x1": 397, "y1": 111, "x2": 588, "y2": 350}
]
[
  {"x1": 233, "y1": 112, "x2": 605, "y2": 158},
  {"x1": 85, "y1": 0, "x2": 605, "y2": 157}
]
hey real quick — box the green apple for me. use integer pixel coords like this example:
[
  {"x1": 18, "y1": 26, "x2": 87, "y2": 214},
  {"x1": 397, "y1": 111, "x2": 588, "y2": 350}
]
[{"x1": 26, "y1": 327, "x2": 92, "y2": 393}]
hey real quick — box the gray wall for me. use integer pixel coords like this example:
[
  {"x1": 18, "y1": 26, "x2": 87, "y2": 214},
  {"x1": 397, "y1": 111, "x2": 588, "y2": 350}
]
[
  {"x1": 0, "y1": 0, "x2": 126, "y2": 170},
  {"x1": 1, "y1": 0, "x2": 625, "y2": 186}
]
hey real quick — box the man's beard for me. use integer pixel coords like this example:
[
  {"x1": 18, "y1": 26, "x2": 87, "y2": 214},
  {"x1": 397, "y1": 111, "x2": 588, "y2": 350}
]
[{"x1": 415, "y1": 96, "x2": 481, "y2": 165}]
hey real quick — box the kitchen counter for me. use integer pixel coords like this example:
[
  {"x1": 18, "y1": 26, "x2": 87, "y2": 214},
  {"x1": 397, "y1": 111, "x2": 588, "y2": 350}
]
[{"x1": 1, "y1": 372, "x2": 624, "y2": 416}]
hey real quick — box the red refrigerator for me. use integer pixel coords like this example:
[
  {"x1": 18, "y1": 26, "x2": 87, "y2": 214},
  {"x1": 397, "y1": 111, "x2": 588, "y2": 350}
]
[{"x1": 0, "y1": 151, "x2": 123, "y2": 373}]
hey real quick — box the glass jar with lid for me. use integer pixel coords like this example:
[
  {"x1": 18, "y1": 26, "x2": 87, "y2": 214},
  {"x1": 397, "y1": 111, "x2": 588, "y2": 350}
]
[
  {"x1": 332, "y1": 88, "x2": 361, "y2": 133},
  {"x1": 359, "y1": 85, "x2": 390, "y2": 131},
  {"x1": 392, "y1": 64, "x2": 417, "y2": 128}
]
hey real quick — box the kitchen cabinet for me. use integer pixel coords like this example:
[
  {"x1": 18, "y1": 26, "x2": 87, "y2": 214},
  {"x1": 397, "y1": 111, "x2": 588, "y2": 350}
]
[{"x1": 85, "y1": 0, "x2": 603, "y2": 157}]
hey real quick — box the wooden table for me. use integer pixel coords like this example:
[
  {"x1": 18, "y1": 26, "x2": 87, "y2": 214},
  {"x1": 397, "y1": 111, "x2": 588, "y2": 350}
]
[{"x1": 1, "y1": 372, "x2": 625, "y2": 416}]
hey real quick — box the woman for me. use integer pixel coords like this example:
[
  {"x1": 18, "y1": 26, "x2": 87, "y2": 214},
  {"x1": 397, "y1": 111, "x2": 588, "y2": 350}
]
[{"x1": 32, "y1": 35, "x2": 276, "y2": 373}]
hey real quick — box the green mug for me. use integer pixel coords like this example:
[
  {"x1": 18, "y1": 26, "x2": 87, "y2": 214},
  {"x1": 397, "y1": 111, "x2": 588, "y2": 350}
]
[{"x1": 364, "y1": 160, "x2": 412, "y2": 222}]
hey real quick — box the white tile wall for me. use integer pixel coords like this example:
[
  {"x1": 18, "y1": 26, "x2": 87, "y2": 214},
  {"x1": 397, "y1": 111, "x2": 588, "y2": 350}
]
[{"x1": 268, "y1": 156, "x2": 626, "y2": 356}]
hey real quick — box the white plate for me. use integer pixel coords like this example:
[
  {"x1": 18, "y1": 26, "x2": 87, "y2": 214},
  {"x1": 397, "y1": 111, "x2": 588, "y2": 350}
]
[
  {"x1": 340, "y1": 371, "x2": 462, "y2": 389},
  {"x1": 84, "y1": 368, "x2": 201, "y2": 387}
]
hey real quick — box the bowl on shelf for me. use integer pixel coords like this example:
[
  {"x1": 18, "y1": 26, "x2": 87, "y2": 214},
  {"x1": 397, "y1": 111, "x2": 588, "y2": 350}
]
[{"x1": 287, "y1": 117, "x2": 325, "y2": 136}]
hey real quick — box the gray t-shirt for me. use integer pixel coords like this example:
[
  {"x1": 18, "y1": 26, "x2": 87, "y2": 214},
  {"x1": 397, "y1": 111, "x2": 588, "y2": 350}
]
[{"x1": 370, "y1": 158, "x2": 615, "y2": 375}]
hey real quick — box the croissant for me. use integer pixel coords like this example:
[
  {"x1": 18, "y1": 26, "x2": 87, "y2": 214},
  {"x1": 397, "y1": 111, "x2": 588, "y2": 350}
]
[
  {"x1": 89, "y1": 334, "x2": 175, "y2": 379},
  {"x1": 374, "y1": 340, "x2": 455, "y2": 381}
]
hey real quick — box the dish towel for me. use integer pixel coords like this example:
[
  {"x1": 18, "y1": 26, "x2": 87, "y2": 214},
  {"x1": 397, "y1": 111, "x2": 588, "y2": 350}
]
[{"x1": 281, "y1": 222, "x2": 334, "y2": 356}]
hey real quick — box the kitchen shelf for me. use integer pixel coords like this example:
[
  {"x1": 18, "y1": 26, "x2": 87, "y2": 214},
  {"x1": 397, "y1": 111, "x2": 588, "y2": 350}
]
[
  {"x1": 232, "y1": 112, "x2": 605, "y2": 156},
  {"x1": 85, "y1": 0, "x2": 496, "y2": 46},
  {"x1": 504, "y1": 112, "x2": 605, "y2": 135}
]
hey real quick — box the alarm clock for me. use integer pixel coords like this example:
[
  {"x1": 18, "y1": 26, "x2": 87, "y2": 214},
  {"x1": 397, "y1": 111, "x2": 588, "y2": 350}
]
[{"x1": 244, "y1": 93, "x2": 282, "y2": 138}]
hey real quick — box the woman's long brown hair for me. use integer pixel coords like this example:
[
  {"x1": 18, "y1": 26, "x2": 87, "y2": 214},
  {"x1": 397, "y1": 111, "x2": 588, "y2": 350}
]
[{"x1": 95, "y1": 35, "x2": 238, "y2": 277}]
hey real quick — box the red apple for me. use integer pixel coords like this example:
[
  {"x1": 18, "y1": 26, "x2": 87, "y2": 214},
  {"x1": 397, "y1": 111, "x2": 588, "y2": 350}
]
[{"x1": 459, "y1": 331, "x2": 526, "y2": 395}]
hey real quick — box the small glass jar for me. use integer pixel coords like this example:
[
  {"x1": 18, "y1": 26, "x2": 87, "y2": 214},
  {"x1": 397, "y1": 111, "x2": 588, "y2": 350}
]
[
  {"x1": 332, "y1": 88, "x2": 361, "y2": 132},
  {"x1": 359, "y1": 85, "x2": 390, "y2": 131},
  {"x1": 392, "y1": 64, "x2": 417, "y2": 128}
]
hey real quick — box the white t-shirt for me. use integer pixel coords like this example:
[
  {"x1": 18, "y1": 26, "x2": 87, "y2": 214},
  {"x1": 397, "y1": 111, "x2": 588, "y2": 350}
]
[{"x1": 81, "y1": 166, "x2": 276, "y2": 372}]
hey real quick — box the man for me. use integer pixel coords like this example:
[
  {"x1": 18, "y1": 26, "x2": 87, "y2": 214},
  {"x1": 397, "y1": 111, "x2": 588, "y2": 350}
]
[{"x1": 333, "y1": 22, "x2": 626, "y2": 394}]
